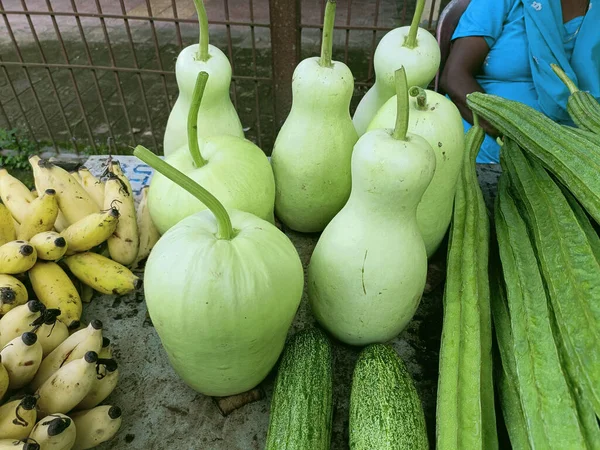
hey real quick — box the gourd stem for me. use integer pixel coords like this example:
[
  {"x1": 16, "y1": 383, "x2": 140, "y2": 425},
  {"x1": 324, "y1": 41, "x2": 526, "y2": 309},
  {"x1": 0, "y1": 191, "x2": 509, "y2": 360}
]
[
  {"x1": 404, "y1": 0, "x2": 425, "y2": 49},
  {"x1": 551, "y1": 63, "x2": 578, "y2": 94},
  {"x1": 409, "y1": 86, "x2": 428, "y2": 110},
  {"x1": 193, "y1": 0, "x2": 210, "y2": 61},
  {"x1": 392, "y1": 67, "x2": 410, "y2": 141},
  {"x1": 188, "y1": 72, "x2": 209, "y2": 168},
  {"x1": 319, "y1": 0, "x2": 336, "y2": 68},
  {"x1": 133, "y1": 146, "x2": 234, "y2": 240},
  {"x1": 473, "y1": 111, "x2": 480, "y2": 129}
]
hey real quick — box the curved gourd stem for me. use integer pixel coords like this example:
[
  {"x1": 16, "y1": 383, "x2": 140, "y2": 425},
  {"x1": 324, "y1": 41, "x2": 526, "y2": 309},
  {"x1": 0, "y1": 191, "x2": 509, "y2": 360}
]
[
  {"x1": 188, "y1": 71, "x2": 209, "y2": 168},
  {"x1": 193, "y1": 0, "x2": 210, "y2": 62},
  {"x1": 319, "y1": 0, "x2": 336, "y2": 68},
  {"x1": 409, "y1": 86, "x2": 428, "y2": 110},
  {"x1": 133, "y1": 146, "x2": 234, "y2": 240},
  {"x1": 550, "y1": 63, "x2": 578, "y2": 94},
  {"x1": 473, "y1": 111, "x2": 480, "y2": 129},
  {"x1": 404, "y1": 0, "x2": 425, "y2": 49},
  {"x1": 392, "y1": 67, "x2": 409, "y2": 141}
]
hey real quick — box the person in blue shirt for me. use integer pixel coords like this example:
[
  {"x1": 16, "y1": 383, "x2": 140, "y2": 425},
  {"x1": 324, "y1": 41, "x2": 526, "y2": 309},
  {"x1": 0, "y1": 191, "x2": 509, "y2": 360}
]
[{"x1": 440, "y1": 0, "x2": 600, "y2": 163}]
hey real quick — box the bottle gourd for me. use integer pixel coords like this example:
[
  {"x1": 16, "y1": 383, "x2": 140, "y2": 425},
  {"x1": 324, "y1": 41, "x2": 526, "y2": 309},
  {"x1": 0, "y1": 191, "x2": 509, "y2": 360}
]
[
  {"x1": 270, "y1": 0, "x2": 358, "y2": 233},
  {"x1": 162, "y1": 0, "x2": 243, "y2": 157},
  {"x1": 352, "y1": 0, "x2": 440, "y2": 137},
  {"x1": 307, "y1": 68, "x2": 436, "y2": 346},
  {"x1": 367, "y1": 87, "x2": 465, "y2": 257}
]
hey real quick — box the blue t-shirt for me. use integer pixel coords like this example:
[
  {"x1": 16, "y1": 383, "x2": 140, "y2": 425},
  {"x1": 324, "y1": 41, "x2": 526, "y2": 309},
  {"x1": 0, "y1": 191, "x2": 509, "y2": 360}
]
[{"x1": 452, "y1": 0, "x2": 584, "y2": 163}]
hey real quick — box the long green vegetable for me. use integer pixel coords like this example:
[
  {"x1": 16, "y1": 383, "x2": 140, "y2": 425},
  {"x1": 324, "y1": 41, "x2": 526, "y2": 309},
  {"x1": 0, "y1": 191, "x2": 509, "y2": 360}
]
[{"x1": 561, "y1": 186, "x2": 600, "y2": 263}]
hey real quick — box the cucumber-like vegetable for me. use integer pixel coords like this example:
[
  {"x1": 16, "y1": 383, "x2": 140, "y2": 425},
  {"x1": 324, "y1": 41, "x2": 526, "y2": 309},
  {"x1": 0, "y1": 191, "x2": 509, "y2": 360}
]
[
  {"x1": 265, "y1": 327, "x2": 333, "y2": 450},
  {"x1": 466, "y1": 92, "x2": 600, "y2": 223},
  {"x1": 495, "y1": 173, "x2": 588, "y2": 448},
  {"x1": 349, "y1": 344, "x2": 428, "y2": 450},
  {"x1": 561, "y1": 186, "x2": 600, "y2": 263},
  {"x1": 502, "y1": 138, "x2": 600, "y2": 417}
]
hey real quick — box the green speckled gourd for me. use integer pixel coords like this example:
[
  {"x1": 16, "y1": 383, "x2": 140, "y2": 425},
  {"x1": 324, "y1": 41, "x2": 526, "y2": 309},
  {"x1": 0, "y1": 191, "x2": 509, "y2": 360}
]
[
  {"x1": 270, "y1": 0, "x2": 358, "y2": 232},
  {"x1": 349, "y1": 344, "x2": 428, "y2": 449},
  {"x1": 265, "y1": 327, "x2": 333, "y2": 450}
]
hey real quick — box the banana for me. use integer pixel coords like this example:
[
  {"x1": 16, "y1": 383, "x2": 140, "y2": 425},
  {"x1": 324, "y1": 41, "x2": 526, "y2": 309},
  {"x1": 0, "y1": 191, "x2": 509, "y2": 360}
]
[
  {"x1": 29, "y1": 232, "x2": 67, "y2": 261},
  {"x1": 0, "y1": 300, "x2": 46, "y2": 348},
  {"x1": 36, "y1": 351, "x2": 99, "y2": 416},
  {"x1": 63, "y1": 252, "x2": 141, "y2": 295},
  {"x1": 0, "y1": 396, "x2": 37, "y2": 440},
  {"x1": 78, "y1": 167, "x2": 105, "y2": 209},
  {"x1": 0, "y1": 170, "x2": 35, "y2": 224},
  {"x1": 28, "y1": 261, "x2": 81, "y2": 329},
  {"x1": 0, "y1": 274, "x2": 27, "y2": 315},
  {"x1": 31, "y1": 188, "x2": 38, "y2": 197},
  {"x1": 29, "y1": 156, "x2": 99, "y2": 226},
  {"x1": 74, "y1": 358, "x2": 118, "y2": 410},
  {"x1": 80, "y1": 283, "x2": 93, "y2": 304},
  {"x1": 0, "y1": 203, "x2": 16, "y2": 246},
  {"x1": 99, "y1": 337, "x2": 112, "y2": 359},
  {"x1": 0, "y1": 358, "x2": 8, "y2": 399},
  {"x1": 53, "y1": 212, "x2": 68, "y2": 233},
  {"x1": 70, "y1": 405, "x2": 122, "y2": 450},
  {"x1": 132, "y1": 186, "x2": 160, "y2": 270},
  {"x1": 0, "y1": 241, "x2": 37, "y2": 275},
  {"x1": 70, "y1": 171, "x2": 82, "y2": 184},
  {"x1": 29, "y1": 320, "x2": 103, "y2": 391},
  {"x1": 0, "y1": 439, "x2": 40, "y2": 449},
  {"x1": 0, "y1": 332, "x2": 43, "y2": 389},
  {"x1": 16, "y1": 189, "x2": 59, "y2": 241},
  {"x1": 32, "y1": 309, "x2": 70, "y2": 357},
  {"x1": 60, "y1": 208, "x2": 119, "y2": 255},
  {"x1": 104, "y1": 163, "x2": 138, "y2": 266},
  {"x1": 28, "y1": 414, "x2": 76, "y2": 450}
]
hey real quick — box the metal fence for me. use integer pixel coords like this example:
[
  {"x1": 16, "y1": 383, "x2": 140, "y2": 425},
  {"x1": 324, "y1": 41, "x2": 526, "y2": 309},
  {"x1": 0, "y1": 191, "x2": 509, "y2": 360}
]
[{"x1": 0, "y1": 0, "x2": 448, "y2": 156}]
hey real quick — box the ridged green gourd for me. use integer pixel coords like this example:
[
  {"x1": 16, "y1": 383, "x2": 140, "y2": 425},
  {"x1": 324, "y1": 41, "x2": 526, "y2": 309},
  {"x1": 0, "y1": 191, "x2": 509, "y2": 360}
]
[
  {"x1": 163, "y1": 0, "x2": 243, "y2": 157},
  {"x1": 367, "y1": 87, "x2": 464, "y2": 257},
  {"x1": 270, "y1": 0, "x2": 358, "y2": 233},
  {"x1": 307, "y1": 68, "x2": 436, "y2": 346},
  {"x1": 134, "y1": 147, "x2": 303, "y2": 397},
  {"x1": 148, "y1": 72, "x2": 275, "y2": 234},
  {"x1": 352, "y1": 0, "x2": 440, "y2": 137}
]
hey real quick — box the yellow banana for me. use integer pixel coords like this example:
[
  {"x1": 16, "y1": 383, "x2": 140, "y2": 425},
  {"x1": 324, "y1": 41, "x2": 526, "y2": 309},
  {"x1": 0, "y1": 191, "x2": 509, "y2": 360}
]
[
  {"x1": 63, "y1": 252, "x2": 141, "y2": 295},
  {"x1": 104, "y1": 164, "x2": 138, "y2": 266},
  {"x1": 32, "y1": 309, "x2": 70, "y2": 357},
  {"x1": 29, "y1": 320, "x2": 103, "y2": 391},
  {"x1": 60, "y1": 207, "x2": 119, "y2": 255},
  {"x1": 28, "y1": 413, "x2": 76, "y2": 450},
  {"x1": 0, "y1": 332, "x2": 43, "y2": 390},
  {"x1": 53, "y1": 211, "x2": 68, "y2": 233},
  {"x1": 29, "y1": 231, "x2": 68, "y2": 261},
  {"x1": 0, "y1": 396, "x2": 37, "y2": 440},
  {"x1": 78, "y1": 167, "x2": 105, "y2": 209},
  {"x1": 36, "y1": 351, "x2": 99, "y2": 417},
  {"x1": 70, "y1": 405, "x2": 122, "y2": 450},
  {"x1": 74, "y1": 358, "x2": 118, "y2": 410},
  {"x1": 0, "y1": 274, "x2": 27, "y2": 315},
  {"x1": 0, "y1": 203, "x2": 16, "y2": 246},
  {"x1": 70, "y1": 171, "x2": 82, "y2": 184},
  {"x1": 0, "y1": 170, "x2": 35, "y2": 224},
  {"x1": 80, "y1": 283, "x2": 94, "y2": 304},
  {"x1": 0, "y1": 359, "x2": 8, "y2": 399},
  {"x1": 0, "y1": 439, "x2": 40, "y2": 449},
  {"x1": 132, "y1": 186, "x2": 160, "y2": 269},
  {"x1": 0, "y1": 300, "x2": 45, "y2": 348},
  {"x1": 0, "y1": 241, "x2": 36, "y2": 275},
  {"x1": 28, "y1": 261, "x2": 81, "y2": 329},
  {"x1": 29, "y1": 156, "x2": 99, "y2": 226},
  {"x1": 99, "y1": 336, "x2": 112, "y2": 359},
  {"x1": 16, "y1": 189, "x2": 59, "y2": 241},
  {"x1": 31, "y1": 188, "x2": 38, "y2": 197}
]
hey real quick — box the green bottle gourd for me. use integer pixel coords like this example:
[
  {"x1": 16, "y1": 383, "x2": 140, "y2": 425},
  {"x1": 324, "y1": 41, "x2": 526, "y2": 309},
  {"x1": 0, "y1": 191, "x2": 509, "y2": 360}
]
[
  {"x1": 270, "y1": 0, "x2": 358, "y2": 233},
  {"x1": 163, "y1": 0, "x2": 243, "y2": 157},
  {"x1": 352, "y1": 0, "x2": 440, "y2": 137},
  {"x1": 307, "y1": 68, "x2": 436, "y2": 346},
  {"x1": 367, "y1": 87, "x2": 465, "y2": 257},
  {"x1": 148, "y1": 71, "x2": 275, "y2": 234}
]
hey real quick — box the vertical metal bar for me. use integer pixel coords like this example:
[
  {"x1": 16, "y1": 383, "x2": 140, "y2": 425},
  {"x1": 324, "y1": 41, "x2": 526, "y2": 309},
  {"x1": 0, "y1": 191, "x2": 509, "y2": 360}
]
[
  {"x1": 366, "y1": 0, "x2": 382, "y2": 82},
  {"x1": 344, "y1": 0, "x2": 353, "y2": 63},
  {"x1": 0, "y1": 56, "x2": 36, "y2": 142},
  {"x1": 269, "y1": 0, "x2": 300, "y2": 129},
  {"x1": 248, "y1": 0, "x2": 263, "y2": 149},
  {"x1": 427, "y1": 0, "x2": 438, "y2": 29},
  {"x1": 170, "y1": 0, "x2": 184, "y2": 53},
  {"x1": 222, "y1": 0, "x2": 239, "y2": 109},
  {"x1": 44, "y1": 0, "x2": 97, "y2": 153},
  {"x1": 144, "y1": 0, "x2": 172, "y2": 110}
]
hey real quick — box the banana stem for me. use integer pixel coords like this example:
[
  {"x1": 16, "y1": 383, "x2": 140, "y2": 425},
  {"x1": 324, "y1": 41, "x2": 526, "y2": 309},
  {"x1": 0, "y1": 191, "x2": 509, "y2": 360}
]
[
  {"x1": 133, "y1": 146, "x2": 234, "y2": 241},
  {"x1": 187, "y1": 72, "x2": 209, "y2": 168},
  {"x1": 551, "y1": 63, "x2": 579, "y2": 94},
  {"x1": 392, "y1": 67, "x2": 410, "y2": 141},
  {"x1": 319, "y1": 0, "x2": 336, "y2": 68},
  {"x1": 409, "y1": 86, "x2": 428, "y2": 110},
  {"x1": 193, "y1": 0, "x2": 210, "y2": 61},
  {"x1": 404, "y1": 0, "x2": 425, "y2": 49}
]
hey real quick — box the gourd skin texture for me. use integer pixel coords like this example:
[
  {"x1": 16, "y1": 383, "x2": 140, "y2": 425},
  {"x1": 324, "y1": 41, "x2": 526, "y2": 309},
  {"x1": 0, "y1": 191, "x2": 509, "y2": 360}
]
[
  {"x1": 163, "y1": 44, "x2": 244, "y2": 157},
  {"x1": 308, "y1": 129, "x2": 436, "y2": 346},
  {"x1": 148, "y1": 135, "x2": 275, "y2": 234},
  {"x1": 352, "y1": 28, "x2": 440, "y2": 136},
  {"x1": 144, "y1": 210, "x2": 304, "y2": 397},
  {"x1": 367, "y1": 90, "x2": 464, "y2": 257},
  {"x1": 270, "y1": 57, "x2": 358, "y2": 233}
]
